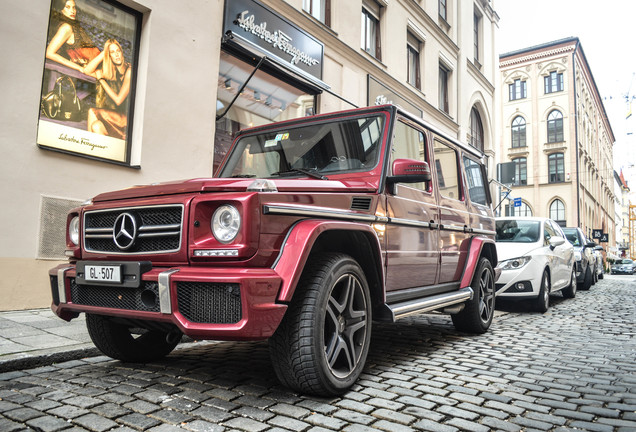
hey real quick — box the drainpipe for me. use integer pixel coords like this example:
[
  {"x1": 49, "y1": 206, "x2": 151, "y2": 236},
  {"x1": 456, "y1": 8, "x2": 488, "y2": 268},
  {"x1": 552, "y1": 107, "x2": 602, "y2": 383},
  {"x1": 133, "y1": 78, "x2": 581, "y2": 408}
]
[{"x1": 573, "y1": 40, "x2": 581, "y2": 227}]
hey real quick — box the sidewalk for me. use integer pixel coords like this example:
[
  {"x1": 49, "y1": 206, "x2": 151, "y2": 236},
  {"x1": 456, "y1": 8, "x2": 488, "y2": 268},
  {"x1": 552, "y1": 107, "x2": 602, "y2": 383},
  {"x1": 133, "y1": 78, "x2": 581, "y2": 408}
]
[{"x1": 0, "y1": 308, "x2": 98, "y2": 372}]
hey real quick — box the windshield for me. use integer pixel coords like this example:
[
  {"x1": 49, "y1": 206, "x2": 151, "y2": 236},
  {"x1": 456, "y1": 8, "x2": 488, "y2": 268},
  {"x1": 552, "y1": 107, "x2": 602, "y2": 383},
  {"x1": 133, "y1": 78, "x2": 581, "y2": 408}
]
[
  {"x1": 218, "y1": 115, "x2": 384, "y2": 179},
  {"x1": 496, "y1": 220, "x2": 541, "y2": 243},
  {"x1": 616, "y1": 259, "x2": 633, "y2": 265},
  {"x1": 561, "y1": 228, "x2": 581, "y2": 246}
]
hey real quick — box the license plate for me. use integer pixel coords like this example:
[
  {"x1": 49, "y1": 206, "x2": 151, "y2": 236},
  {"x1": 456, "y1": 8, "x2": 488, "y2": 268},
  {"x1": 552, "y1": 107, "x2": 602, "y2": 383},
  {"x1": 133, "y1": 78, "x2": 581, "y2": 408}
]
[{"x1": 84, "y1": 265, "x2": 122, "y2": 283}]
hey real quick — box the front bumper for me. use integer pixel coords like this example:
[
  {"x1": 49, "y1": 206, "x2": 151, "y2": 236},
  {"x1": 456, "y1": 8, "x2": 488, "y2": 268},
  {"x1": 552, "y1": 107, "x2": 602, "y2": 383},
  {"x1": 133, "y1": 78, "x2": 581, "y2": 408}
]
[
  {"x1": 494, "y1": 259, "x2": 542, "y2": 299},
  {"x1": 611, "y1": 268, "x2": 633, "y2": 275},
  {"x1": 49, "y1": 263, "x2": 287, "y2": 341}
]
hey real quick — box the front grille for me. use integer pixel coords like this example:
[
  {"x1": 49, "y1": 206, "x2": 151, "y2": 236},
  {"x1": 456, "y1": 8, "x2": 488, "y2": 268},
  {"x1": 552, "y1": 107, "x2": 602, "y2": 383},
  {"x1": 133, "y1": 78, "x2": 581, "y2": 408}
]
[
  {"x1": 177, "y1": 282, "x2": 242, "y2": 324},
  {"x1": 70, "y1": 279, "x2": 161, "y2": 312},
  {"x1": 84, "y1": 205, "x2": 183, "y2": 254}
]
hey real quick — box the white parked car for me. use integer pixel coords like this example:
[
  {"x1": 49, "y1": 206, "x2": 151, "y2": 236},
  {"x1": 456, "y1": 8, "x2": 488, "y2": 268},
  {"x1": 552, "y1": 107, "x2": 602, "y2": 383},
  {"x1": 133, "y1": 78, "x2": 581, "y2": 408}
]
[{"x1": 495, "y1": 217, "x2": 576, "y2": 312}]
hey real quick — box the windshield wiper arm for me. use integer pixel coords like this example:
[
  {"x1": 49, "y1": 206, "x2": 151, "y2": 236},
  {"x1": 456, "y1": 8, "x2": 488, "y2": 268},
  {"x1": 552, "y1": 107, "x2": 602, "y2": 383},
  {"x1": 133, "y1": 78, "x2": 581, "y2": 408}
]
[
  {"x1": 229, "y1": 174, "x2": 256, "y2": 178},
  {"x1": 272, "y1": 168, "x2": 328, "y2": 180}
]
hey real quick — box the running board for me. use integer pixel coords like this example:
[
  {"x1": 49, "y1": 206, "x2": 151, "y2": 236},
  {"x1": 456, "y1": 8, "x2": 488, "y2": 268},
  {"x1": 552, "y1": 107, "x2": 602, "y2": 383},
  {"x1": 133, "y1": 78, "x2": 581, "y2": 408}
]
[{"x1": 382, "y1": 287, "x2": 474, "y2": 322}]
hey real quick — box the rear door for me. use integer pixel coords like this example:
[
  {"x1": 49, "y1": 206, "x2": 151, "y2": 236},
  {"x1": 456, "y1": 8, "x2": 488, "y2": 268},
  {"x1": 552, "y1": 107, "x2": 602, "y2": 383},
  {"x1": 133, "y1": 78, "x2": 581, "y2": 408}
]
[
  {"x1": 432, "y1": 138, "x2": 470, "y2": 284},
  {"x1": 384, "y1": 119, "x2": 439, "y2": 292}
]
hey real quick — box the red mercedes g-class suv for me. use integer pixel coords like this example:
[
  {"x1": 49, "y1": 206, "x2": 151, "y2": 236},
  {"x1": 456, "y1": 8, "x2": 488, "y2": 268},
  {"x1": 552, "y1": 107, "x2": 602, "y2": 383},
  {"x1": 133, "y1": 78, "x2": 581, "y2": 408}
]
[{"x1": 50, "y1": 105, "x2": 499, "y2": 396}]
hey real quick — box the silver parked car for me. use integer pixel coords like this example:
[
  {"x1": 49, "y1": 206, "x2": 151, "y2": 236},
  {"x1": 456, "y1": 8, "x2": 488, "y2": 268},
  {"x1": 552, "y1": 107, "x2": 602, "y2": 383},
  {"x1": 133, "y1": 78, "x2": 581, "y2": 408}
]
[{"x1": 611, "y1": 259, "x2": 635, "y2": 275}]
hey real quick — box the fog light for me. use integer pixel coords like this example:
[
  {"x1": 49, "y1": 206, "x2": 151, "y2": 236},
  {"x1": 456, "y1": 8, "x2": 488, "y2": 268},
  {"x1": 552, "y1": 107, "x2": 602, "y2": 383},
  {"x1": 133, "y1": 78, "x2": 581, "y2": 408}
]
[{"x1": 515, "y1": 282, "x2": 526, "y2": 291}]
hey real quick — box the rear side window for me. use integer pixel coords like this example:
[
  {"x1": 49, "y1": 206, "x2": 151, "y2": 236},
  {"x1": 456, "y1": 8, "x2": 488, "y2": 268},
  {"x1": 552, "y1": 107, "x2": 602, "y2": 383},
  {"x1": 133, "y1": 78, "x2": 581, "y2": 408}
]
[
  {"x1": 463, "y1": 156, "x2": 488, "y2": 205},
  {"x1": 433, "y1": 140, "x2": 460, "y2": 200}
]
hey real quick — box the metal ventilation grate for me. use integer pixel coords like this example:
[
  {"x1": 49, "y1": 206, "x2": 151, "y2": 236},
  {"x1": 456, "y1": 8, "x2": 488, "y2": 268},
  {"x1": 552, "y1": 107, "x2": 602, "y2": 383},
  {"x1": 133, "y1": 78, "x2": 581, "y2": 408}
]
[
  {"x1": 38, "y1": 196, "x2": 83, "y2": 260},
  {"x1": 350, "y1": 197, "x2": 372, "y2": 211}
]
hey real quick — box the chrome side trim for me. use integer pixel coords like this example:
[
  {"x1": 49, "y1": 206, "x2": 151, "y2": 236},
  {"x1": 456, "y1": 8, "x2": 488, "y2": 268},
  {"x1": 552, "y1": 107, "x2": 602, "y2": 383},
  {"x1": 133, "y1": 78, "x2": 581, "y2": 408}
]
[
  {"x1": 388, "y1": 217, "x2": 431, "y2": 229},
  {"x1": 158, "y1": 269, "x2": 179, "y2": 314},
  {"x1": 388, "y1": 287, "x2": 473, "y2": 320},
  {"x1": 472, "y1": 228, "x2": 496, "y2": 236},
  {"x1": 442, "y1": 223, "x2": 468, "y2": 233},
  {"x1": 57, "y1": 266, "x2": 73, "y2": 304},
  {"x1": 263, "y1": 204, "x2": 378, "y2": 222}
]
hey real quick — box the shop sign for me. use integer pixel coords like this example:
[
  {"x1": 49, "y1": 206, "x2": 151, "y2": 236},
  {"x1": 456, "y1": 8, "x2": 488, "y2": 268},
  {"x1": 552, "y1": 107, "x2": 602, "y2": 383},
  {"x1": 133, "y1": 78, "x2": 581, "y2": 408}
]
[
  {"x1": 368, "y1": 76, "x2": 423, "y2": 117},
  {"x1": 224, "y1": 0, "x2": 324, "y2": 79},
  {"x1": 37, "y1": 0, "x2": 141, "y2": 165}
]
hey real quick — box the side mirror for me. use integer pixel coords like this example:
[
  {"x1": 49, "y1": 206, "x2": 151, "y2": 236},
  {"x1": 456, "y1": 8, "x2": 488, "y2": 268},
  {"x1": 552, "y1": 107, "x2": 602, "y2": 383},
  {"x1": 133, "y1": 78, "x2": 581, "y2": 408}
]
[
  {"x1": 585, "y1": 241, "x2": 597, "y2": 248},
  {"x1": 386, "y1": 159, "x2": 432, "y2": 194},
  {"x1": 549, "y1": 237, "x2": 565, "y2": 249}
]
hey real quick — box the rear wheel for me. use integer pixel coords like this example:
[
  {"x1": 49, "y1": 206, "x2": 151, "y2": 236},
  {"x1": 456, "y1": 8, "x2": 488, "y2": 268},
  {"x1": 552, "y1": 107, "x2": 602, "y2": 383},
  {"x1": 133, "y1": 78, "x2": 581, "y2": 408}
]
[
  {"x1": 533, "y1": 271, "x2": 550, "y2": 313},
  {"x1": 451, "y1": 257, "x2": 495, "y2": 333},
  {"x1": 86, "y1": 314, "x2": 180, "y2": 362},
  {"x1": 269, "y1": 253, "x2": 372, "y2": 396},
  {"x1": 562, "y1": 268, "x2": 577, "y2": 299}
]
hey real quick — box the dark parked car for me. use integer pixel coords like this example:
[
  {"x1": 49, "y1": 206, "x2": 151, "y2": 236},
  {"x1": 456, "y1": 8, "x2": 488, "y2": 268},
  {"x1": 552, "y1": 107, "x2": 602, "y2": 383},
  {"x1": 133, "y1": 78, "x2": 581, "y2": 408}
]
[
  {"x1": 562, "y1": 227, "x2": 597, "y2": 290},
  {"x1": 611, "y1": 259, "x2": 635, "y2": 275}
]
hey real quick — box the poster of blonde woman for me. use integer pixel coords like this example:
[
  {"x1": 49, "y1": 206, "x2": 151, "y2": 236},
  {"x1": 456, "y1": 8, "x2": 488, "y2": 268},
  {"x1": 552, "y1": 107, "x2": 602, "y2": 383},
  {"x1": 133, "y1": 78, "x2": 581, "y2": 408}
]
[{"x1": 37, "y1": 0, "x2": 140, "y2": 165}]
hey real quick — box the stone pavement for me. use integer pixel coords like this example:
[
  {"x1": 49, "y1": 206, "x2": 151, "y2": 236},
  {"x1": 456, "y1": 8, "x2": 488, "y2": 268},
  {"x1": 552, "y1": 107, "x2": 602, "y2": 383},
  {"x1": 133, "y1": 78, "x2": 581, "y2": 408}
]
[
  {"x1": 0, "y1": 275, "x2": 635, "y2": 431},
  {"x1": 0, "y1": 309, "x2": 96, "y2": 372}
]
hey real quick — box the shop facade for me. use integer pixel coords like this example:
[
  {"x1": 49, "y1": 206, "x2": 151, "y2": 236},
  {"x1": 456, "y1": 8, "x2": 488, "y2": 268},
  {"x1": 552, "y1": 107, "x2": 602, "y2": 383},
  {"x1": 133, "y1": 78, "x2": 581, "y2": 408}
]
[{"x1": 0, "y1": 0, "x2": 498, "y2": 310}]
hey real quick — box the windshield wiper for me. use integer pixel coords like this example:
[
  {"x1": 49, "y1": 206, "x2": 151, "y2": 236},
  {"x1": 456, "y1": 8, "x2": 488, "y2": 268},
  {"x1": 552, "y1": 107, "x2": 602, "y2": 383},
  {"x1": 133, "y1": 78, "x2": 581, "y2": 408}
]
[
  {"x1": 229, "y1": 174, "x2": 256, "y2": 178},
  {"x1": 272, "y1": 168, "x2": 328, "y2": 180}
]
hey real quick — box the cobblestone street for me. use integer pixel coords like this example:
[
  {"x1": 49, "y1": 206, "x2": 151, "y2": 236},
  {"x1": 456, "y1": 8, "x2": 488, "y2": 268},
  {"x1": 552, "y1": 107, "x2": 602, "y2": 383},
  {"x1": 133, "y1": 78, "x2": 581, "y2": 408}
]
[{"x1": 1, "y1": 275, "x2": 635, "y2": 432}]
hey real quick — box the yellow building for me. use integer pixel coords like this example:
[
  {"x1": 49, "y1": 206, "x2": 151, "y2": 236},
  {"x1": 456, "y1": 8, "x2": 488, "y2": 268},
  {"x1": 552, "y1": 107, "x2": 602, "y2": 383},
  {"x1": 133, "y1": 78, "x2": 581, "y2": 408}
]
[{"x1": 498, "y1": 38, "x2": 615, "y2": 243}]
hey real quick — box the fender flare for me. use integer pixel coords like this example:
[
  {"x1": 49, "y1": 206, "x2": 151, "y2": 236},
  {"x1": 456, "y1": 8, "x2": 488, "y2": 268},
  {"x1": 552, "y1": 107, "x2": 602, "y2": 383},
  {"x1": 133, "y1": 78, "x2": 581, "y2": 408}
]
[
  {"x1": 273, "y1": 220, "x2": 384, "y2": 303},
  {"x1": 459, "y1": 236, "x2": 498, "y2": 289}
]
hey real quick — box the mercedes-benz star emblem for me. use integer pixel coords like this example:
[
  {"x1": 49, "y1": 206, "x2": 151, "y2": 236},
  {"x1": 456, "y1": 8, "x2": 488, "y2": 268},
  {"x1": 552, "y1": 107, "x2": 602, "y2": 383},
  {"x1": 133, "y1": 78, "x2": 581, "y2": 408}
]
[{"x1": 113, "y1": 212, "x2": 137, "y2": 251}]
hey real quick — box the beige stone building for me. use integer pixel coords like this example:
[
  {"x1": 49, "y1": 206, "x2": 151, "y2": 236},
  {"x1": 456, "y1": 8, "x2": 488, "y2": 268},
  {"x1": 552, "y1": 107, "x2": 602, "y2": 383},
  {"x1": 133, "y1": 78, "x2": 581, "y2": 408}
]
[
  {"x1": 0, "y1": 0, "x2": 499, "y2": 310},
  {"x1": 498, "y1": 38, "x2": 616, "y2": 242}
]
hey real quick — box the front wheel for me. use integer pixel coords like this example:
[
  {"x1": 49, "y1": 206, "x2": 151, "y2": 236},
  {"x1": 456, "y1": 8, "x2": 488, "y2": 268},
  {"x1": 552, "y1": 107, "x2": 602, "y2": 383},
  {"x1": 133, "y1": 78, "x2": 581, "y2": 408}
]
[
  {"x1": 86, "y1": 314, "x2": 180, "y2": 362},
  {"x1": 451, "y1": 257, "x2": 495, "y2": 333},
  {"x1": 533, "y1": 271, "x2": 550, "y2": 313},
  {"x1": 269, "y1": 253, "x2": 372, "y2": 396},
  {"x1": 582, "y1": 266, "x2": 593, "y2": 290}
]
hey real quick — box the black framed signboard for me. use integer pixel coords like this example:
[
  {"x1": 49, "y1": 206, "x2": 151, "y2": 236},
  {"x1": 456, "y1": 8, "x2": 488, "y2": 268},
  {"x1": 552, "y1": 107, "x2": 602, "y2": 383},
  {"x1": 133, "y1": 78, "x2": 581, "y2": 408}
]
[{"x1": 37, "y1": 0, "x2": 141, "y2": 165}]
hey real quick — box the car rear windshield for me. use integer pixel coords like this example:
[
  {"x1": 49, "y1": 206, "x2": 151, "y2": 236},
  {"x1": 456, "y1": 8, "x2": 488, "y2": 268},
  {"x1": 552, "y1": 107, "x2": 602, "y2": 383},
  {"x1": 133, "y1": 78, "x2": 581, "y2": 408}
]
[
  {"x1": 496, "y1": 220, "x2": 541, "y2": 243},
  {"x1": 218, "y1": 115, "x2": 384, "y2": 178},
  {"x1": 561, "y1": 228, "x2": 581, "y2": 246}
]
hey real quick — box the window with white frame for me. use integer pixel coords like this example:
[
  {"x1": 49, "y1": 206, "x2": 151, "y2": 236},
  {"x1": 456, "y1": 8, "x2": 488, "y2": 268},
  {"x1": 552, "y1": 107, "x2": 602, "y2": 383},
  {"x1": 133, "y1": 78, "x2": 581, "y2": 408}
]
[
  {"x1": 550, "y1": 199, "x2": 566, "y2": 225},
  {"x1": 361, "y1": 0, "x2": 381, "y2": 59},
  {"x1": 547, "y1": 109, "x2": 564, "y2": 143},
  {"x1": 303, "y1": 0, "x2": 330, "y2": 25},
  {"x1": 407, "y1": 31, "x2": 421, "y2": 89},
  {"x1": 439, "y1": 63, "x2": 450, "y2": 113},
  {"x1": 511, "y1": 116, "x2": 526, "y2": 148},
  {"x1": 509, "y1": 79, "x2": 527, "y2": 100},
  {"x1": 544, "y1": 71, "x2": 564, "y2": 94}
]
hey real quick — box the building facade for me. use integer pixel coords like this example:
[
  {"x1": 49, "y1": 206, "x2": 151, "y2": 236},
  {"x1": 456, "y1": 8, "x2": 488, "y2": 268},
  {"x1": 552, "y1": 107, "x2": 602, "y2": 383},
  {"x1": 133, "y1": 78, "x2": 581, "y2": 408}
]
[
  {"x1": 498, "y1": 38, "x2": 616, "y2": 244},
  {"x1": 0, "y1": 0, "x2": 498, "y2": 310}
]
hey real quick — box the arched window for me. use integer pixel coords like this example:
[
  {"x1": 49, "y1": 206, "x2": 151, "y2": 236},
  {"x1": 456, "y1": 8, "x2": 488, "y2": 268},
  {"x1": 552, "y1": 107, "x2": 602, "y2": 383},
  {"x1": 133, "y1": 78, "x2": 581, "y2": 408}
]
[
  {"x1": 547, "y1": 110, "x2": 563, "y2": 143},
  {"x1": 548, "y1": 153, "x2": 565, "y2": 183},
  {"x1": 511, "y1": 116, "x2": 526, "y2": 148},
  {"x1": 470, "y1": 107, "x2": 484, "y2": 152},
  {"x1": 512, "y1": 157, "x2": 527, "y2": 186},
  {"x1": 549, "y1": 199, "x2": 565, "y2": 226},
  {"x1": 513, "y1": 201, "x2": 533, "y2": 217}
]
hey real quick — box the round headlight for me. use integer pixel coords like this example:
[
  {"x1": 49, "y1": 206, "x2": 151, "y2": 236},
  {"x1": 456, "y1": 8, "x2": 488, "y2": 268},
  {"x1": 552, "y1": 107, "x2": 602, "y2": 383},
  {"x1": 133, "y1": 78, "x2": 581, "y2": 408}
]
[
  {"x1": 69, "y1": 216, "x2": 80, "y2": 246},
  {"x1": 212, "y1": 205, "x2": 241, "y2": 243}
]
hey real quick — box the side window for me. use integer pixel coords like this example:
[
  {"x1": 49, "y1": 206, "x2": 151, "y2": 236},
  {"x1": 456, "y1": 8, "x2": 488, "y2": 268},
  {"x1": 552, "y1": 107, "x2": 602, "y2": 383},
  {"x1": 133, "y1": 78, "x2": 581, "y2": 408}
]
[
  {"x1": 392, "y1": 120, "x2": 428, "y2": 191},
  {"x1": 463, "y1": 156, "x2": 488, "y2": 205},
  {"x1": 433, "y1": 139, "x2": 460, "y2": 200}
]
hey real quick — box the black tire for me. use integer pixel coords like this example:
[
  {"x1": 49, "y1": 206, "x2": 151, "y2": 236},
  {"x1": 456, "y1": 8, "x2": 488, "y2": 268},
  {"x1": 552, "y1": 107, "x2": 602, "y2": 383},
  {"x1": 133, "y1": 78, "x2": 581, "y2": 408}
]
[
  {"x1": 562, "y1": 268, "x2": 577, "y2": 299},
  {"x1": 451, "y1": 257, "x2": 495, "y2": 333},
  {"x1": 533, "y1": 270, "x2": 550, "y2": 313},
  {"x1": 582, "y1": 266, "x2": 593, "y2": 290},
  {"x1": 598, "y1": 271, "x2": 604, "y2": 280},
  {"x1": 269, "y1": 253, "x2": 372, "y2": 396},
  {"x1": 593, "y1": 266, "x2": 598, "y2": 284},
  {"x1": 86, "y1": 314, "x2": 180, "y2": 362}
]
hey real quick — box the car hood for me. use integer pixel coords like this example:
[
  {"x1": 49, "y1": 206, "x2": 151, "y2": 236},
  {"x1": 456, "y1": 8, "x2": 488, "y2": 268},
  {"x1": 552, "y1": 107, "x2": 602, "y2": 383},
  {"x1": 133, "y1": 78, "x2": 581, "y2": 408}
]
[
  {"x1": 91, "y1": 177, "x2": 379, "y2": 202},
  {"x1": 496, "y1": 242, "x2": 541, "y2": 261}
]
